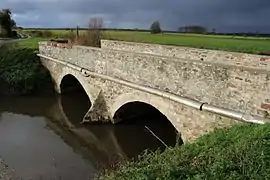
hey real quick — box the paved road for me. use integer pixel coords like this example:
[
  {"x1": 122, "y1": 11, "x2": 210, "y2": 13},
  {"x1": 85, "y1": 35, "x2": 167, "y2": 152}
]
[
  {"x1": 0, "y1": 33, "x2": 30, "y2": 45},
  {"x1": 0, "y1": 39, "x2": 22, "y2": 44}
]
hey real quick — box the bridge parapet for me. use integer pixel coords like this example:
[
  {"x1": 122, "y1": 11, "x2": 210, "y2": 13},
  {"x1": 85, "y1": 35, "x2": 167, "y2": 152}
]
[
  {"x1": 39, "y1": 40, "x2": 270, "y2": 120},
  {"x1": 101, "y1": 40, "x2": 270, "y2": 71}
]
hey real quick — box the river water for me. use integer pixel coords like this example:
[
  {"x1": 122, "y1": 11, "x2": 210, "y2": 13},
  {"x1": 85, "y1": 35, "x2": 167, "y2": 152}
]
[{"x1": 0, "y1": 95, "x2": 179, "y2": 179}]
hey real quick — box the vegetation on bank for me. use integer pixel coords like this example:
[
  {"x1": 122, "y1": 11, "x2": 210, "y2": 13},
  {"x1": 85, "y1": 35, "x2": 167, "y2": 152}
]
[
  {"x1": 100, "y1": 124, "x2": 270, "y2": 180},
  {"x1": 21, "y1": 29, "x2": 270, "y2": 55},
  {"x1": 0, "y1": 8, "x2": 53, "y2": 95},
  {"x1": 0, "y1": 40, "x2": 53, "y2": 95}
]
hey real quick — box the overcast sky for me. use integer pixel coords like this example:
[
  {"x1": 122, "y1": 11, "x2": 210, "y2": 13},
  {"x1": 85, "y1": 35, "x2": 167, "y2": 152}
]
[{"x1": 1, "y1": 0, "x2": 270, "y2": 33}]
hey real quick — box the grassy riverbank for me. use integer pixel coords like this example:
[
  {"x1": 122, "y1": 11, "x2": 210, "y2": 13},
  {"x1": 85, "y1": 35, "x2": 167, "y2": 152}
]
[
  {"x1": 100, "y1": 124, "x2": 270, "y2": 180},
  {"x1": 22, "y1": 29, "x2": 270, "y2": 54},
  {"x1": 0, "y1": 38, "x2": 53, "y2": 95}
]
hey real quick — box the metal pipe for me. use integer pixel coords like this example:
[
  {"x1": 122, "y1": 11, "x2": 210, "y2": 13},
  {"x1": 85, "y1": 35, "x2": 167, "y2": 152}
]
[
  {"x1": 241, "y1": 113, "x2": 270, "y2": 124},
  {"x1": 82, "y1": 68, "x2": 203, "y2": 110},
  {"x1": 37, "y1": 54, "x2": 270, "y2": 125},
  {"x1": 201, "y1": 103, "x2": 270, "y2": 124},
  {"x1": 201, "y1": 103, "x2": 244, "y2": 121},
  {"x1": 37, "y1": 54, "x2": 203, "y2": 110}
]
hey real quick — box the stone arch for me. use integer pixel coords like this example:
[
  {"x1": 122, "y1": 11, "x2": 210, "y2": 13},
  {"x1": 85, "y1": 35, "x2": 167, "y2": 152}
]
[
  {"x1": 110, "y1": 92, "x2": 180, "y2": 131},
  {"x1": 59, "y1": 73, "x2": 95, "y2": 101},
  {"x1": 59, "y1": 74, "x2": 92, "y2": 125},
  {"x1": 41, "y1": 60, "x2": 111, "y2": 123},
  {"x1": 110, "y1": 92, "x2": 183, "y2": 152}
]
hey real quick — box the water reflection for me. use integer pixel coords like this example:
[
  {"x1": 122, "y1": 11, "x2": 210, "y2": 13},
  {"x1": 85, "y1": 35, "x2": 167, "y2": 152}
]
[
  {"x1": 60, "y1": 93, "x2": 91, "y2": 126},
  {"x1": 0, "y1": 97, "x2": 95, "y2": 180},
  {"x1": 60, "y1": 74, "x2": 91, "y2": 126},
  {"x1": 0, "y1": 94, "x2": 181, "y2": 178}
]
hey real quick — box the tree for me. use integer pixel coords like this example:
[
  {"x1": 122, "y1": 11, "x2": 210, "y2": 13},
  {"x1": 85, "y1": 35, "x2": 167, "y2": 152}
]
[
  {"x1": 0, "y1": 9, "x2": 16, "y2": 37},
  {"x1": 150, "y1": 21, "x2": 162, "y2": 34},
  {"x1": 72, "y1": 17, "x2": 104, "y2": 47},
  {"x1": 88, "y1": 17, "x2": 103, "y2": 47}
]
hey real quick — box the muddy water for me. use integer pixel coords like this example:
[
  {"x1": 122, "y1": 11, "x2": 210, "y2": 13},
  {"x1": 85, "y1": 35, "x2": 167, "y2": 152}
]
[{"x1": 0, "y1": 95, "x2": 178, "y2": 179}]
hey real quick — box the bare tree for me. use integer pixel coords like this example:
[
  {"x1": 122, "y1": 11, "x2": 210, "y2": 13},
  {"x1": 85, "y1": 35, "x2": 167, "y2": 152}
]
[
  {"x1": 74, "y1": 17, "x2": 104, "y2": 47},
  {"x1": 86, "y1": 17, "x2": 103, "y2": 47},
  {"x1": 88, "y1": 17, "x2": 103, "y2": 30}
]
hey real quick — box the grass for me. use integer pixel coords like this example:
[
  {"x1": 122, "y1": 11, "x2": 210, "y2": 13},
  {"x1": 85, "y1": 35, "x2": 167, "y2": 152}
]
[
  {"x1": 22, "y1": 29, "x2": 270, "y2": 54},
  {"x1": 17, "y1": 37, "x2": 48, "y2": 49},
  {"x1": 0, "y1": 38, "x2": 53, "y2": 95},
  {"x1": 104, "y1": 31, "x2": 270, "y2": 54},
  {"x1": 100, "y1": 124, "x2": 270, "y2": 180}
]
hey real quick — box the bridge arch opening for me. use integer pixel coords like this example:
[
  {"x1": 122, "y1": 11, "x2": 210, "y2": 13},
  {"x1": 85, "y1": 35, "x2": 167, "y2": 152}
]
[
  {"x1": 112, "y1": 101, "x2": 183, "y2": 158},
  {"x1": 60, "y1": 74, "x2": 91, "y2": 126}
]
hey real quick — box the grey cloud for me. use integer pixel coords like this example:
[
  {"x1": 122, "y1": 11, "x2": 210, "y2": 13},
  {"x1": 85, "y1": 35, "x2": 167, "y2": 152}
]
[{"x1": 1, "y1": 0, "x2": 270, "y2": 32}]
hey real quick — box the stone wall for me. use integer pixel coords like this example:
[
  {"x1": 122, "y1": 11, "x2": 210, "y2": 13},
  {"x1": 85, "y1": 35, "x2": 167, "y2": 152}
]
[
  {"x1": 39, "y1": 41, "x2": 270, "y2": 119},
  {"x1": 40, "y1": 55, "x2": 238, "y2": 142},
  {"x1": 101, "y1": 40, "x2": 270, "y2": 70}
]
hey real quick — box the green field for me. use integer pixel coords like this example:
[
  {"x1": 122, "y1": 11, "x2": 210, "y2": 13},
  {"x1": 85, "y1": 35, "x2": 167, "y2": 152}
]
[
  {"x1": 22, "y1": 29, "x2": 270, "y2": 54},
  {"x1": 16, "y1": 37, "x2": 47, "y2": 49}
]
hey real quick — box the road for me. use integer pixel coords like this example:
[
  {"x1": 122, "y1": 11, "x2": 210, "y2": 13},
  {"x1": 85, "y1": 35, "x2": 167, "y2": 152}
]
[
  {"x1": 0, "y1": 33, "x2": 30, "y2": 45},
  {"x1": 0, "y1": 39, "x2": 22, "y2": 44}
]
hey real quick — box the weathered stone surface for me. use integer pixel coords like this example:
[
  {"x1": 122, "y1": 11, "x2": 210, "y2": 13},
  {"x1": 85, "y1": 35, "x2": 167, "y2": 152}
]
[
  {"x1": 101, "y1": 40, "x2": 270, "y2": 70},
  {"x1": 38, "y1": 40, "x2": 270, "y2": 142}
]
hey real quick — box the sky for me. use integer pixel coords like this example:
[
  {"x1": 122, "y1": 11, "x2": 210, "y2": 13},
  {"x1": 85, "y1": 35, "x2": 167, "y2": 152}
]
[{"x1": 1, "y1": 0, "x2": 270, "y2": 33}]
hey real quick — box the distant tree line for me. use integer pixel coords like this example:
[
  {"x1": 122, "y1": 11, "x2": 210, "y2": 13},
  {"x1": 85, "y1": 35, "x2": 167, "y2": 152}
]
[
  {"x1": 178, "y1": 25, "x2": 208, "y2": 34},
  {"x1": 0, "y1": 9, "x2": 17, "y2": 37},
  {"x1": 148, "y1": 21, "x2": 208, "y2": 34}
]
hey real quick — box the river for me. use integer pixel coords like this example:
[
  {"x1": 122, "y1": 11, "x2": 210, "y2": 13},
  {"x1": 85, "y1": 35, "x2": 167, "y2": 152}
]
[{"x1": 0, "y1": 95, "x2": 179, "y2": 179}]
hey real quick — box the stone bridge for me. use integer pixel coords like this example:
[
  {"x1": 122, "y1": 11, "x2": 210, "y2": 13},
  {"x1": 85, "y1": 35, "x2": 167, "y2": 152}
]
[{"x1": 38, "y1": 40, "x2": 270, "y2": 142}]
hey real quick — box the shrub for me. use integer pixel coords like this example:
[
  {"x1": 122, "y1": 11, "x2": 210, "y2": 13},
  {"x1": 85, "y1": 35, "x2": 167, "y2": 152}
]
[
  {"x1": 41, "y1": 30, "x2": 53, "y2": 38},
  {"x1": 11, "y1": 30, "x2": 18, "y2": 38},
  {"x1": 75, "y1": 30, "x2": 102, "y2": 47},
  {"x1": 69, "y1": 18, "x2": 104, "y2": 47},
  {"x1": 0, "y1": 44, "x2": 53, "y2": 95},
  {"x1": 28, "y1": 30, "x2": 53, "y2": 38}
]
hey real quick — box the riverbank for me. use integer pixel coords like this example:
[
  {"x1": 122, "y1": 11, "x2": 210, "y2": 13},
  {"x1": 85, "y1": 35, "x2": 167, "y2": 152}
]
[
  {"x1": 0, "y1": 39, "x2": 54, "y2": 95},
  {"x1": 100, "y1": 124, "x2": 270, "y2": 180}
]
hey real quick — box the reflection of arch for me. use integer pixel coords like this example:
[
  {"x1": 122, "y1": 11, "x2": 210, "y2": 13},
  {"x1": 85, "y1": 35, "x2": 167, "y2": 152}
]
[{"x1": 59, "y1": 74, "x2": 92, "y2": 126}]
